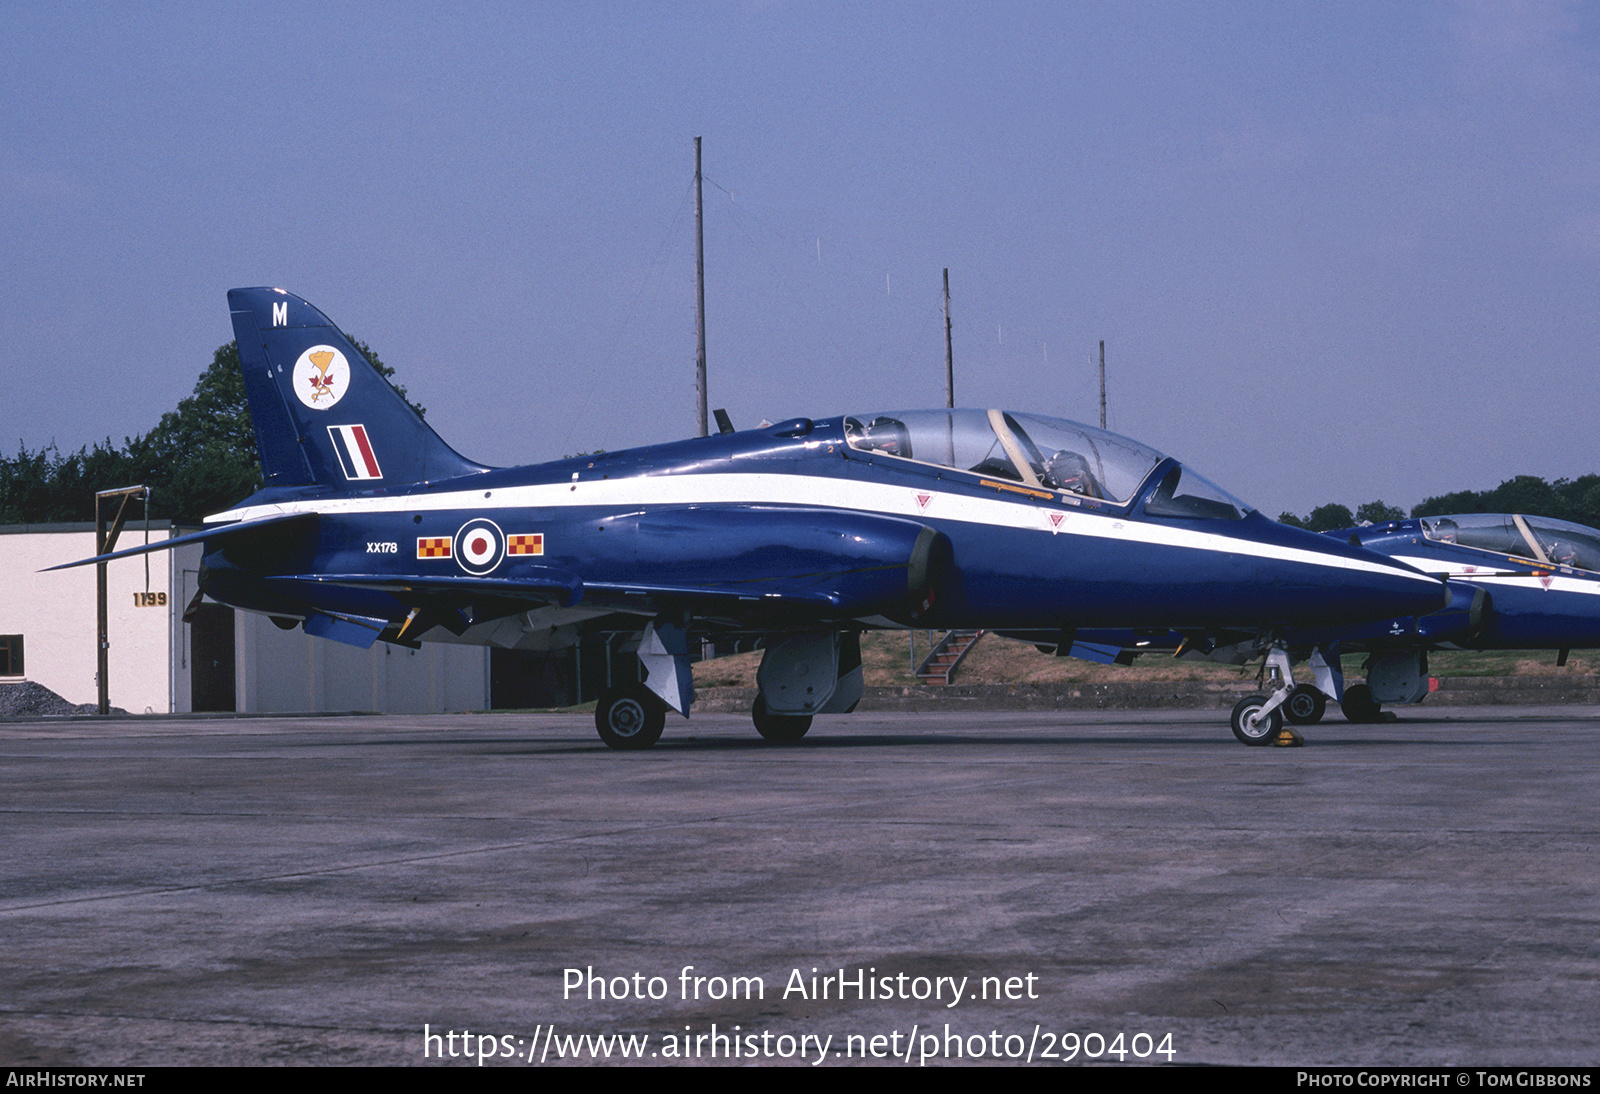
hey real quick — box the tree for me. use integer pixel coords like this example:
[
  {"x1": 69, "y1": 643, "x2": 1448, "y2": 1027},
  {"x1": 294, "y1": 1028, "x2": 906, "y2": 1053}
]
[
  {"x1": 1287, "y1": 478, "x2": 1600, "y2": 534},
  {"x1": 1563, "y1": 475, "x2": 1600, "y2": 528},
  {"x1": 1282, "y1": 502, "x2": 1395, "y2": 530},
  {"x1": 1413, "y1": 476, "x2": 1571, "y2": 523},
  {"x1": 0, "y1": 442, "x2": 67, "y2": 523},
  {"x1": 1355, "y1": 500, "x2": 1405, "y2": 525},
  {"x1": 1305, "y1": 503, "x2": 1355, "y2": 532},
  {"x1": 1482, "y1": 475, "x2": 1559, "y2": 518},
  {"x1": 132, "y1": 338, "x2": 421, "y2": 523},
  {"x1": 0, "y1": 440, "x2": 143, "y2": 524},
  {"x1": 1412, "y1": 489, "x2": 1483, "y2": 519},
  {"x1": 123, "y1": 342, "x2": 261, "y2": 523},
  {"x1": 0, "y1": 337, "x2": 416, "y2": 526}
]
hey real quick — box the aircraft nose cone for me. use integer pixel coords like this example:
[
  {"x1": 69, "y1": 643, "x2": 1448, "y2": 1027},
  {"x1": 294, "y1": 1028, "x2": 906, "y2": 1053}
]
[
  {"x1": 1260, "y1": 523, "x2": 1449, "y2": 628},
  {"x1": 1337, "y1": 561, "x2": 1450, "y2": 624}
]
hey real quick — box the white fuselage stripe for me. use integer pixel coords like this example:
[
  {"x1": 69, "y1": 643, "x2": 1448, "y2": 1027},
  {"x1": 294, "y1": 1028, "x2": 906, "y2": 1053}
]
[
  {"x1": 1390, "y1": 555, "x2": 1600, "y2": 597},
  {"x1": 211, "y1": 472, "x2": 1438, "y2": 586}
]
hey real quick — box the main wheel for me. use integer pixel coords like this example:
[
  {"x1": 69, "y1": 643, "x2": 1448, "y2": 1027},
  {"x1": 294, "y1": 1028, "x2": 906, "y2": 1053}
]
[
  {"x1": 752, "y1": 695, "x2": 812, "y2": 743},
  {"x1": 1231, "y1": 694, "x2": 1283, "y2": 746},
  {"x1": 594, "y1": 684, "x2": 666, "y2": 750},
  {"x1": 1285, "y1": 684, "x2": 1327, "y2": 725},
  {"x1": 1340, "y1": 683, "x2": 1381, "y2": 724}
]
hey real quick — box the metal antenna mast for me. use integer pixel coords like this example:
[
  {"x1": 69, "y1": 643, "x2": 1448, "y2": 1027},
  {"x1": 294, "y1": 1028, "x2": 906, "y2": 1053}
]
[
  {"x1": 95, "y1": 484, "x2": 149, "y2": 715},
  {"x1": 943, "y1": 269, "x2": 954, "y2": 409},
  {"x1": 1099, "y1": 339, "x2": 1106, "y2": 429},
  {"x1": 694, "y1": 136, "x2": 708, "y2": 437}
]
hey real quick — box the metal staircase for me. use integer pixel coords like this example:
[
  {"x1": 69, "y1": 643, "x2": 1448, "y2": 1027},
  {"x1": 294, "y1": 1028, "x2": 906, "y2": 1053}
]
[{"x1": 915, "y1": 629, "x2": 987, "y2": 685}]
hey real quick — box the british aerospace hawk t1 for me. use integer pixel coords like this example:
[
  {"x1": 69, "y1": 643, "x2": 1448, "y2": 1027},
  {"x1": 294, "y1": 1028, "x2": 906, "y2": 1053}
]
[
  {"x1": 1294, "y1": 513, "x2": 1600, "y2": 725},
  {"x1": 1055, "y1": 512, "x2": 1600, "y2": 741},
  {"x1": 59, "y1": 288, "x2": 1449, "y2": 749}
]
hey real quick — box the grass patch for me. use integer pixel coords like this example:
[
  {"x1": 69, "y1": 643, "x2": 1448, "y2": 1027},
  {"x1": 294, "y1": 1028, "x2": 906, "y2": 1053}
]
[{"x1": 692, "y1": 633, "x2": 1593, "y2": 689}]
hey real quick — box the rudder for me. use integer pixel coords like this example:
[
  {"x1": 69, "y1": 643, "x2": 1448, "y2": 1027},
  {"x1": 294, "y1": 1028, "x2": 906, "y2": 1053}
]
[{"x1": 227, "y1": 287, "x2": 488, "y2": 489}]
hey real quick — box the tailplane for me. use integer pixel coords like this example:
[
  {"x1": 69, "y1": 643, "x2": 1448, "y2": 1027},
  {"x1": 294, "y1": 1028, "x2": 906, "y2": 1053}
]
[{"x1": 228, "y1": 287, "x2": 489, "y2": 489}]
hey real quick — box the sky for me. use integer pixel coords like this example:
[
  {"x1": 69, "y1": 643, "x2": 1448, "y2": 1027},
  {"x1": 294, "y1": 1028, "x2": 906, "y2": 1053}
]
[{"x1": 2, "y1": 1, "x2": 1597, "y2": 518}]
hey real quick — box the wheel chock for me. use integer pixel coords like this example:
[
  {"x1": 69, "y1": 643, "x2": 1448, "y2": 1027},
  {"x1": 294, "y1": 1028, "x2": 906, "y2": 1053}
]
[{"x1": 1272, "y1": 725, "x2": 1305, "y2": 747}]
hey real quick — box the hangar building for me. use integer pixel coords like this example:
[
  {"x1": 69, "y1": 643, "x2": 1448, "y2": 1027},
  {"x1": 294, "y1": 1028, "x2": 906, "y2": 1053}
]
[{"x1": 1, "y1": 524, "x2": 510, "y2": 715}]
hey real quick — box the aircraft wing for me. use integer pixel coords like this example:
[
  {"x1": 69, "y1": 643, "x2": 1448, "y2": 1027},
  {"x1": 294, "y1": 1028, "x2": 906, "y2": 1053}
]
[
  {"x1": 286, "y1": 569, "x2": 586, "y2": 607},
  {"x1": 40, "y1": 512, "x2": 320, "y2": 571},
  {"x1": 1035, "y1": 581, "x2": 1488, "y2": 668},
  {"x1": 243, "y1": 506, "x2": 949, "y2": 646},
  {"x1": 287, "y1": 567, "x2": 897, "y2": 616}
]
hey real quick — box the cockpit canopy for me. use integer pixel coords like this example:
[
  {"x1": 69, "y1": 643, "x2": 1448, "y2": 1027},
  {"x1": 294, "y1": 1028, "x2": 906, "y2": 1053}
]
[
  {"x1": 1421, "y1": 513, "x2": 1600, "y2": 571},
  {"x1": 842, "y1": 408, "x2": 1253, "y2": 520}
]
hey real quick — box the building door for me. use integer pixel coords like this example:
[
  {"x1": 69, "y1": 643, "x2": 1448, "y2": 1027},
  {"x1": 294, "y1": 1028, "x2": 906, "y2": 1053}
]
[{"x1": 189, "y1": 604, "x2": 236, "y2": 712}]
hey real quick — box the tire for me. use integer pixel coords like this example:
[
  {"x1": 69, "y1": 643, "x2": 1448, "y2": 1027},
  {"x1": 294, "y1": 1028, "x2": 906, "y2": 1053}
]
[
  {"x1": 752, "y1": 695, "x2": 812, "y2": 743},
  {"x1": 1285, "y1": 684, "x2": 1327, "y2": 725},
  {"x1": 594, "y1": 684, "x2": 665, "y2": 750},
  {"x1": 1340, "y1": 683, "x2": 1381, "y2": 724},
  {"x1": 1231, "y1": 694, "x2": 1283, "y2": 746}
]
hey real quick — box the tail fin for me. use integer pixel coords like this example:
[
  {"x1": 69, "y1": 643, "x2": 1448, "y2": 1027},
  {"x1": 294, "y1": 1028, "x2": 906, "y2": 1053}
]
[{"x1": 227, "y1": 287, "x2": 489, "y2": 489}]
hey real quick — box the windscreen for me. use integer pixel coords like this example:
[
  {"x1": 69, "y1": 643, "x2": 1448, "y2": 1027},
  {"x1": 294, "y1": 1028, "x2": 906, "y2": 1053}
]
[
  {"x1": 843, "y1": 409, "x2": 1168, "y2": 505},
  {"x1": 1142, "y1": 464, "x2": 1252, "y2": 521},
  {"x1": 1425, "y1": 513, "x2": 1600, "y2": 571}
]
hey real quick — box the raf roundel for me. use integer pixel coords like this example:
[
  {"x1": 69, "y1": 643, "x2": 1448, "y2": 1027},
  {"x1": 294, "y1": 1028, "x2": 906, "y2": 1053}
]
[
  {"x1": 453, "y1": 518, "x2": 506, "y2": 575},
  {"x1": 292, "y1": 345, "x2": 351, "y2": 410}
]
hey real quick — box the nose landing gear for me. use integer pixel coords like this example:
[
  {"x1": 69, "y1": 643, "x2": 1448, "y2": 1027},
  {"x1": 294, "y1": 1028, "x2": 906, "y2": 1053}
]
[{"x1": 1230, "y1": 644, "x2": 1305, "y2": 747}]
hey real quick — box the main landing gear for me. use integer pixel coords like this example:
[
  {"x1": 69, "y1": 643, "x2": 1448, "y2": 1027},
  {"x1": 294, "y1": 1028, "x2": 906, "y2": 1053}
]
[
  {"x1": 751, "y1": 695, "x2": 812, "y2": 743},
  {"x1": 1228, "y1": 646, "x2": 1415, "y2": 742},
  {"x1": 1338, "y1": 683, "x2": 1383, "y2": 723},
  {"x1": 594, "y1": 683, "x2": 666, "y2": 751},
  {"x1": 589, "y1": 629, "x2": 861, "y2": 750},
  {"x1": 1285, "y1": 683, "x2": 1327, "y2": 725}
]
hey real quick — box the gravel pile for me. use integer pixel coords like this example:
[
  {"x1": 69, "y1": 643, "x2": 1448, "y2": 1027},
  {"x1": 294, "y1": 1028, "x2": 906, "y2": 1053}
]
[{"x1": 0, "y1": 681, "x2": 121, "y2": 717}]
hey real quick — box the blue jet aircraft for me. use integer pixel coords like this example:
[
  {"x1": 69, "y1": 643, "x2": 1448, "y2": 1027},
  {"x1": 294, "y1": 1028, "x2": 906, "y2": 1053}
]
[
  {"x1": 1057, "y1": 512, "x2": 1600, "y2": 741},
  {"x1": 1311, "y1": 512, "x2": 1600, "y2": 723},
  {"x1": 58, "y1": 288, "x2": 1450, "y2": 749}
]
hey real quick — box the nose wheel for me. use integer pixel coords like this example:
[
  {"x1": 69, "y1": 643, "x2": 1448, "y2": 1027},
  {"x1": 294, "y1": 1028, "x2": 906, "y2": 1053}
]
[
  {"x1": 1228, "y1": 643, "x2": 1308, "y2": 746},
  {"x1": 1231, "y1": 695, "x2": 1284, "y2": 745}
]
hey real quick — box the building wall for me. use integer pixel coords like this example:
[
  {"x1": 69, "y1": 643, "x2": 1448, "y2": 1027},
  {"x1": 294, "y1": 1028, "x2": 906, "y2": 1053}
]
[
  {"x1": 235, "y1": 611, "x2": 489, "y2": 714},
  {"x1": 2, "y1": 525, "x2": 488, "y2": 715},
  {"x1": 0, "y1": 525, "x2": 191, "y2": 713}
]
